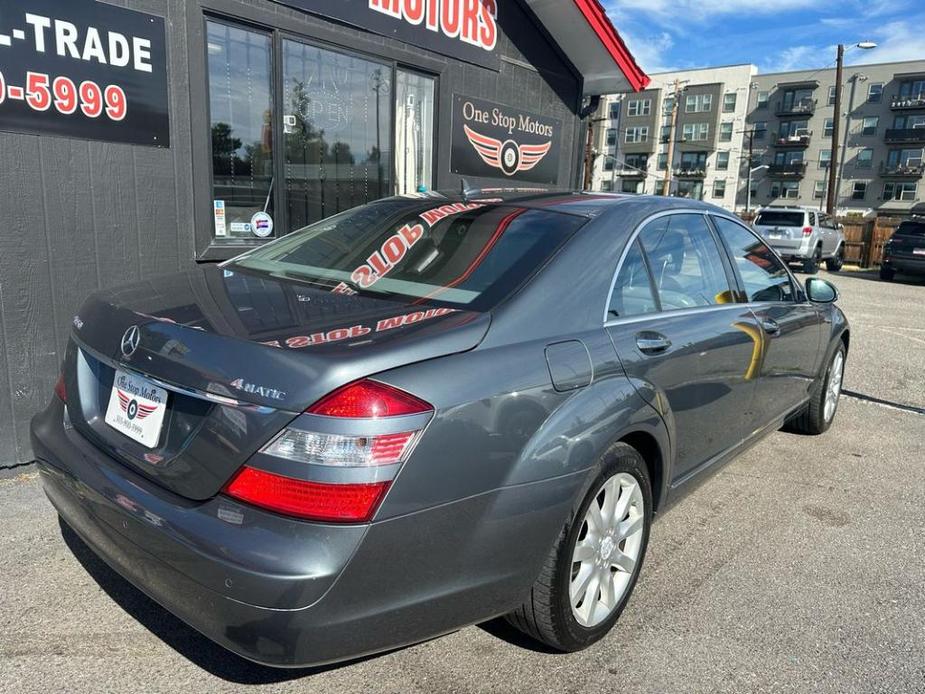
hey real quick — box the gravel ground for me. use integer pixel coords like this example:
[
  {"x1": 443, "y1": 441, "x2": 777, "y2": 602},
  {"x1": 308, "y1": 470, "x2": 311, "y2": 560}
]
[{"x1": 1, "y1": 267, "x2": 923, "y2": 694}]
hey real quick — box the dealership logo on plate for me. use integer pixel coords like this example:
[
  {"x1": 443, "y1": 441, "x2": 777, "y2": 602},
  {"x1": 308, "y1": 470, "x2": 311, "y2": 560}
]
[{"x1": 463, "y1": 125, "x2": 552, "y2": 177}]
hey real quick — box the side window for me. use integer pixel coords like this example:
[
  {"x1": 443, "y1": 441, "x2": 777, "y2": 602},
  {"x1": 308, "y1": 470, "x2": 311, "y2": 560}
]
[
  {"x1": 638, "y1": 214, "x2": 734, "y2": 310},
  {"x1": 608, "y1": 239, "x2": 658, "y2": 318},
  {"x1": 712, "y1": 216, "x2": 795, "y2": 303}
]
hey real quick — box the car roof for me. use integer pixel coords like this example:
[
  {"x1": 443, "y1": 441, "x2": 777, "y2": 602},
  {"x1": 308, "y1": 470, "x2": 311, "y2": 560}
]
[{"x1": 375, "y1": 190, "x2": 726, "y2": 220}]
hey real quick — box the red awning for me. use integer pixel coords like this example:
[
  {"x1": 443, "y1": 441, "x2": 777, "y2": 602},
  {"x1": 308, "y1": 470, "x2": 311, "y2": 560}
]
[{"x1": 524, "y1": 0, "x2": 650, "y2": 94}]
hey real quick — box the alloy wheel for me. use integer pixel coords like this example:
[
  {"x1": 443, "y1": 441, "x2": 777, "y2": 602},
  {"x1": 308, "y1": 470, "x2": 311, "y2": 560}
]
[
  {"x1": 569, "y1": 472, "x2": 645, "y2": 628},
  {"x1": 824, "y1": 351, "x2": 844, "y2": 422}
]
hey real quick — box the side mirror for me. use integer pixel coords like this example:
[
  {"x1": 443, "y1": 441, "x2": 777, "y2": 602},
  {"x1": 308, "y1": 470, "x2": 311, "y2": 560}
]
[{"x1": 805, "y1": 277, "x2": 838, "y2": 303}]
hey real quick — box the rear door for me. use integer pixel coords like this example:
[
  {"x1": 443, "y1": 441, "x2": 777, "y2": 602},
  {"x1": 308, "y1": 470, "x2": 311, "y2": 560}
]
[
  {"x1": 606, "y1": 212, "x2": 762, "y2": 482},
  {"x1": 754, "y1": 209, "x2": 806, "y2": 256},
  {"x1": 710, "y1": 215, "x2": 824, "y2": 424}
]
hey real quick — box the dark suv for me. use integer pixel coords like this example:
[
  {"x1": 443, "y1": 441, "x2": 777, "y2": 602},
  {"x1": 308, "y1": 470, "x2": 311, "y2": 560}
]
[{"x1": 881, "y1": 219, "x2": 925, "y2": 280}]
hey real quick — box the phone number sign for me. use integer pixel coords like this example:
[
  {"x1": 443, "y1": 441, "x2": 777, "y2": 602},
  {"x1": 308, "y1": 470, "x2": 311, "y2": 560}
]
[{"x1": 0, "y1": 0, "x2": 169, "y2": 147}]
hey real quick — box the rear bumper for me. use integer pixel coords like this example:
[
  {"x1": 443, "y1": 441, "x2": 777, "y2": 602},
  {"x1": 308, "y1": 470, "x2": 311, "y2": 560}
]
[
  {"x1": 883, "y1": 255, "x2": 925, "y2": 275},
  {"x1": 31, "y1": 397, "x2": 580, "y2": 667}
]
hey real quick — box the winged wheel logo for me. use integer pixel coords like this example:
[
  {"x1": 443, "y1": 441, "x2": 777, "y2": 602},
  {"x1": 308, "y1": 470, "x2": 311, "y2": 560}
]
[
  {"x1": 463, "y1": 124, "x2": 552, "y2": 177},
  {"x1": 117, "y1": 389, "x2": 158, "y2": 421}
]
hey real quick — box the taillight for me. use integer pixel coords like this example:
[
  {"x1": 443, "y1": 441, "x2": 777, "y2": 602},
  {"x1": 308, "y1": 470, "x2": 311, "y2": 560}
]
[
  {"x1": 224, "y1": 468, "x2": 390, "y2": 522},
  {"x1": 802, "y1": 226, "x2": 813, "y2": 236},
  {"x1": 223, "y1": 380, "x2": 433, "y2": 522},
  {"x1": 54, "y1": 374, "x2": 67, "y2": 402},
  {"x1": 308, "y1": 380, "x2": 431, "y2": 418}
]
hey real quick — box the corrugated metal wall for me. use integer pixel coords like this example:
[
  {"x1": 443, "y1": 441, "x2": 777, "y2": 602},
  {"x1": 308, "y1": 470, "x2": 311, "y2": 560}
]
[{"x1": 0, "y1": 0, "x2": 581, "y2": 465}]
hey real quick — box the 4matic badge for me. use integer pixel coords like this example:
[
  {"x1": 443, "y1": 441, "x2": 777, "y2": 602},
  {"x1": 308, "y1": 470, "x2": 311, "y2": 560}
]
[
  {"x1": 229, "y1": 378, "x2": 287, "y2": 401},
  {"x1": 463, "y1": 124, "x2": 551, "y2": 176}
]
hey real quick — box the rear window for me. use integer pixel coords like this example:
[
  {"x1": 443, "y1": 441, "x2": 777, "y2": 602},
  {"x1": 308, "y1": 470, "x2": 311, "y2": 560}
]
[
  {"x1": 229, "y1": 201, "x2": 586, "y2": 310},
  {"x1": 754, "y1": 211, "x2": 805, "y2": 227},
  {"x1": 896, "y1": 220, "x2": 925, "y2": 237}
]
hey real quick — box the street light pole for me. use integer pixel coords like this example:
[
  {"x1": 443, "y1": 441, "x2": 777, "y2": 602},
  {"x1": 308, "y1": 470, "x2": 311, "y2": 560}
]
[
  {"x1": 746, "y1": 165, "x2": 768, "y2": 216},
  {"x1": 825, "y1": 43, "x2": 845, "y2": 216},
  {"x1": 826, "y1": 41, "x2": 877, "y2": 215}
]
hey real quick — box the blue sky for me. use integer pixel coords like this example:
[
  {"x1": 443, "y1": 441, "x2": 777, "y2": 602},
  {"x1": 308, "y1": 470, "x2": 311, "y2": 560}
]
[{"x1": 604, "y1": 0, "x2": 925, "y2": 75}]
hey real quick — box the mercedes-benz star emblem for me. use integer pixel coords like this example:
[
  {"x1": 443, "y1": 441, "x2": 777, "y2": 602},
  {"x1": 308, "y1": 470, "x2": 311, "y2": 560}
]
[{"x1": 121, "y1": 326, "x2": 141, "y2": 358}]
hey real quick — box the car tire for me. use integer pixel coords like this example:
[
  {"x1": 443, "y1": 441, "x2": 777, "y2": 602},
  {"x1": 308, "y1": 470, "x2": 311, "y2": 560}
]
[
  {"x1": 825, "y1": 246, "x2": 844, "y2": 272},
  {"x1": 879, "y1": 265, "x2": 895, "y2": 281},
  {"x1": 787, "y1": 343, "x2": 846, "y2": 435},
  {"x1": 505, "y1": 442, "x2": 652, "y2": 652},
  {"x1": 802, "y1": 246, "x2": 821, "y2": 275}
]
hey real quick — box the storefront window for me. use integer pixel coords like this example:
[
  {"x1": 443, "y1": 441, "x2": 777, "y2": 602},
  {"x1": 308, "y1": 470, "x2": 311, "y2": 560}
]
[
  {"x1": 395, "y1": 70, "x2": 435, "y2": 195},
  {"x1": 206, "y1": 21, "x2": 274, "y2": 239},
  {"x1": 283, "y1": 39, "x2": 392, "y2": 231}
]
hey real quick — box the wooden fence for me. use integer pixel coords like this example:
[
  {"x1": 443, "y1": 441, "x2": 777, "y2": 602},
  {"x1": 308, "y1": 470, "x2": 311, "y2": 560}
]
[{"x1": 840, "y1": 217, "x2": 901, "y2": 267}]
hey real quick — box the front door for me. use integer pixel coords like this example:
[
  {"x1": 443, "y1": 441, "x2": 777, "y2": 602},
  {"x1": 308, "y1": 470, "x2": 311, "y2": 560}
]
[
  {"x1": 606, "y1": 213, "x2": 763, "y2": 482},
  {"x1": 710, "y1": 216, "x2": 824, "y2": 422}
]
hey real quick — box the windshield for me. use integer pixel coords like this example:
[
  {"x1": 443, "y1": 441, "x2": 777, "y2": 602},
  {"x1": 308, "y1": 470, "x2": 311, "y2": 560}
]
[
  {"x1": 754, "y1": 211, "x2": 805, "y2": 227},
  {"x1": 230, "y1": 200, "x2": 586, "y2": 311},
  {"x1": 896, "y1": 220, "x2": 925, "y2": 237}
]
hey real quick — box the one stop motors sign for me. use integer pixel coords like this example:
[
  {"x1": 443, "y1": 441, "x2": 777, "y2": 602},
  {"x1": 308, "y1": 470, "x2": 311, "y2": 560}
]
[{"x1": 0, "y1": 0, "x2": 169, "y2": 146}]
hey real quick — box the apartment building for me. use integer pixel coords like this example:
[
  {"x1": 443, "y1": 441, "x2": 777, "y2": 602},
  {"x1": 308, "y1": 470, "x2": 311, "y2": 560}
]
[
  {"x1": 744, "y1": 60, "x2": 925, "y2": 216},
  {"x1": 591, "y1": 64, "x2": 758, "y2": 207},
  {"x1": 591, "y1": 59, "x2": 925, "y2": 218}
]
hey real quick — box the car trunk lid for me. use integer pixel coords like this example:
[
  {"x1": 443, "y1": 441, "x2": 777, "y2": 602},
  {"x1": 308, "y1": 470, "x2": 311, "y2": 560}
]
[{"x1": 64, "y1": 265, "x2": 489, "y2": 499}]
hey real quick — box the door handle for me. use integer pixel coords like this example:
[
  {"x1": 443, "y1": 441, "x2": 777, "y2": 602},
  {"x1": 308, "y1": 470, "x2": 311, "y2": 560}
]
[
  {"x1": 635, "y1": 332, "x2": 672, "y2": 355},
  {"x1": 760, "y1": 318, "x2": 781, "y2": 336}
]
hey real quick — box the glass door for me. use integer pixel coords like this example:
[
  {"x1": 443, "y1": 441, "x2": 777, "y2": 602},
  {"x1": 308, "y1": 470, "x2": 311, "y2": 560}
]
[
  {"x1": 281, "y1": 39, "x2": 393, "y2": 232},
  {"x1": 394, "y1": 70, "x2": 435, "y2": 195}
]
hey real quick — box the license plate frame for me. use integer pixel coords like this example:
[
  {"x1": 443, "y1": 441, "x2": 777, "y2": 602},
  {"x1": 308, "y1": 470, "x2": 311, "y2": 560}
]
[{"x1": 104, "y1": 369, "x2": 169, "y2": 449}]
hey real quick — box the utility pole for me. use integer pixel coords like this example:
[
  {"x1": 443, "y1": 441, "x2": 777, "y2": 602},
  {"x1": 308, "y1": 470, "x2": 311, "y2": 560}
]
[
  {"x1": 741, "y1": 127, "x2": 756, "y2": 215},
  {"x1": 826, "y1": 44, "x2": 845, "y2": 215},
  {"x1": 661, "y1": 80, "x2": 684, "y2": 196}
]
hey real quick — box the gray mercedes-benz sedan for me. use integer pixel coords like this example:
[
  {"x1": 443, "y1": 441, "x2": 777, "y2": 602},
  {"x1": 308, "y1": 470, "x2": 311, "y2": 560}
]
[{"x1": 31, "y1": 191, "x2": 849, "y2": 667}]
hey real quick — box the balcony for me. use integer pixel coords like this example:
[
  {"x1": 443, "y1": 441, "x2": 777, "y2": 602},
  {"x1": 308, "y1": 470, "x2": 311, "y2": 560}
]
[
  {"x1": 879, "y1": 161, "x2": 924, "y2": 178},
  {"x1": 768, "y1": 162, "x2": 807, "y2": 178},
  {"x1": 776, "y1": 98, "x2": 816, "y2": 117},
  {"x1": 773, "y1": 132, "x2": 812, "y2": 147},
  {"x1": 890, "y1": 94, "x2": 925, "y2": 111},
  {"x1": 884, "y1": 128, "x2": 925, "y2": 144},
  {"x1": 616, "y1": 167, "x2": 646, "y2": 178},
  {"x1": 672, "y1": 166, "x2": 706, "y2": 178}
]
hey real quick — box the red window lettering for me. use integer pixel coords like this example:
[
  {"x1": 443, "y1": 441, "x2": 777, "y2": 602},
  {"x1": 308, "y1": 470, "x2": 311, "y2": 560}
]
[
  {"x1": 285, "y1": 335, "x2": 312, "y2": 349},
  {"x1": 382, "y1": 236, "x2": 406, "y2": 265}
]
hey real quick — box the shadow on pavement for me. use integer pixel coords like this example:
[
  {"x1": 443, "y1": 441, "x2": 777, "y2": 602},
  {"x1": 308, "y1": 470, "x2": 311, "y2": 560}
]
[
  {"x1": 832, "y1": 269, "x2": 925, "y2": 286},
  {"x1": 58, "y1": 517, "x2": 394, "y2": 684}
]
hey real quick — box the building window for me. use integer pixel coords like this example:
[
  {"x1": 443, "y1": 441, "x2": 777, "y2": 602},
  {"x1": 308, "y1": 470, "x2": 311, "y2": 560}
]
[
  {"x1": 886, "y1": 148, "x2": 924, "y2": 169},
  {"x1": 713, "y1": 179, "x2": 727, "y2": 198},
  {"x1": 679, "y1": 151, "x2": 707, "y2": 171},
  {"x1": 662, "y1": 96, "x2": 675, "y2": 115},
  {"x1": 819, "y1": 149, "x2": 831, "y2": 168},
  {"x1": 622, "y1": 179, "x2": 643, "y2": 194},
  {"x1": 719, "y1": 122, "x2": 734, "y2": 142},
  {"x1": 682, "y1": 122, "x2": 709, "y2": 141},
  {"x1": 861, "y1": 117, "x2": 879, "y2": 136},
  {"x1": 660, "y1": 125, "x2": 671, "y2": 143},
  {"x1": 282, "y1": 39, "x2": 394, "y2": 231},
  {"x1": 603, "y1": 157, "x2": 615, "y2": 171},
  {"x1": 606, "y1": 128, "x2": 617, "y2": 146},
  {"x1": 601, "y1": 180, "x2": 613, "y2": 192},
  {"x1": 823, "y1": 118, "x2": 834, "y2": 137},
  {"x1": 627, "y1": 99, "x2": 652, "y2": 116},
  {"x1": 852, "y1": 181, "x2": 867, "y2": 200},
  {"x1": 207, "y1": 20, "x2": 275, "y2": 240},
  {"x1": 395, "y1": 70, "x2": 435, "y2": 195},
  {"x1": 657, "y1": 153, "x2": 668, "y2": 170},
  {"x1": 883, "y1": 182, "x2": 917, "y2": 201},
  {"x1": 856, "y1": 148, "x2": 873, "y2": 168},
  {"x1": 779, "y1": 119, "x2": 809, "y2": 139},
  {"x1": 828, "y1": 85, "x2": 836, "y2": 106},
  {"x1": 624, "y1": 154, "x2": 648, "y2": 170},
  {"x1": 770, "y1": 181, "x2": 800, "y2": 199},
  {"x1": 723, "y1": 93, "x2": 737, "y2": 113},
  {"x1": 753, "y1": 121, "x2": 767, "y2": 140},
  {"x1": 867, "y1": 82, "x2": 883, "y2": 103},
  {"x1": 893, "y1": 114, "x2": 925, "y2": 129},
  {"x1": 716, "y1": 151, "x2": 730, "y2": 170},
  {"x1": 813, "y1": 180, "x2": 825, "y2": 199},
  {"x1": 685, "y1": 94, "x2": 713, "y2": 113},
  {"x1": 625, "y1": 126, "x2": 649, "y2": 143},
  {"x1": 609, "y1": 101, "x2": 621, "y2": 120},
  {"x1": 756, "y1": 91, "x2": 769, "y2": 109}
]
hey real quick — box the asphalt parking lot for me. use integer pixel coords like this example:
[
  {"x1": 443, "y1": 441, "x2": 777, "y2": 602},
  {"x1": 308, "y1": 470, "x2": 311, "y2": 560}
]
[{"x1": 1, "y1": 268, "x2": 923, "y2": 694}]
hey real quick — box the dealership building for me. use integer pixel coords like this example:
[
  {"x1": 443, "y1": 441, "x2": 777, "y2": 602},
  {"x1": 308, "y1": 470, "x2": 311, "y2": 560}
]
[{"x1": 0, "y1": 0, "x2": 647, "y2": 465}]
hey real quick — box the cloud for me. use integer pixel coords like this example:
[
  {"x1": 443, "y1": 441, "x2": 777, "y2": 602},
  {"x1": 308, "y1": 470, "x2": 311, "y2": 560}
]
[
  {"x1": 621, "y1": 30, "x2": 677, "y2": 74},
  {"x1": 855, "y1": 19, "x2": 925, "y2": 64},
  {"x1": 605, "y1": 0, "x2": 826, "y2": 24},
  {"x1": 769, "y1": 44, "x2": 830, "y2": 72}
]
